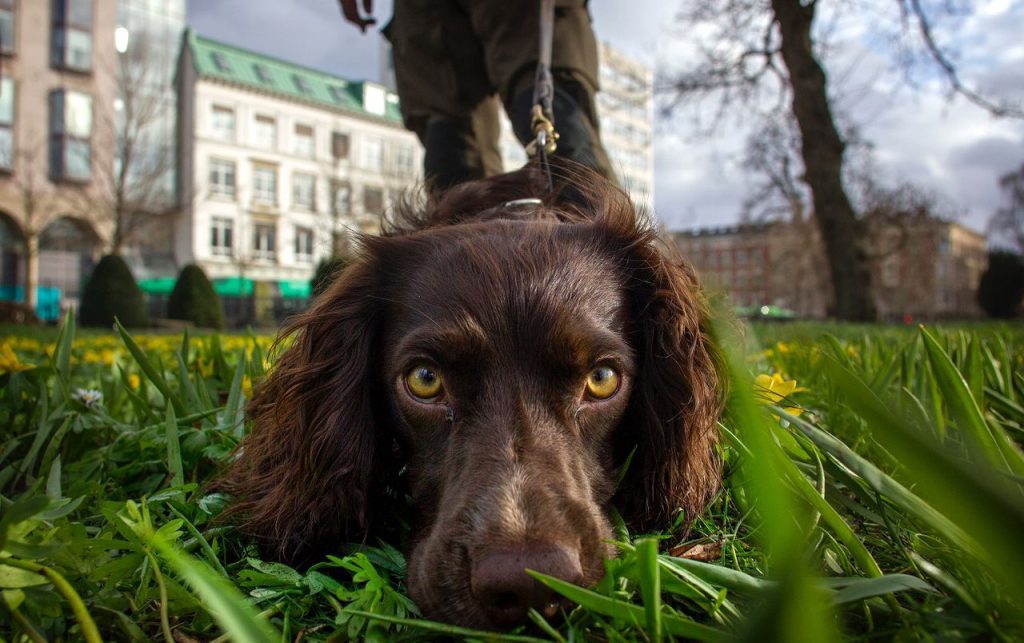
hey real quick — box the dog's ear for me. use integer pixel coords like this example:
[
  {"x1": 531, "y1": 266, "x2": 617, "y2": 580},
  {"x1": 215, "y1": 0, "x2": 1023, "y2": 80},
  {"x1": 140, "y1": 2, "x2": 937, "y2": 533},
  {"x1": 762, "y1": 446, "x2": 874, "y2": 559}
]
[
  {"x1": 219, "y1": 253, "x2": 385, "y2": 561},
  {"x1": 604, "y1": 206, "x2": 725, "y2": 534}
]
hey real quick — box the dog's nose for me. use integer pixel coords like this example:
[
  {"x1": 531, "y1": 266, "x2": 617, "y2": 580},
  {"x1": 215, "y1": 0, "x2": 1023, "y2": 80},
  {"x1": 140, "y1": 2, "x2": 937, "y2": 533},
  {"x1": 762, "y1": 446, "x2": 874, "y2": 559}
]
[{"x1": 471, "y1": 544, "x2": 583, "y2": 628}]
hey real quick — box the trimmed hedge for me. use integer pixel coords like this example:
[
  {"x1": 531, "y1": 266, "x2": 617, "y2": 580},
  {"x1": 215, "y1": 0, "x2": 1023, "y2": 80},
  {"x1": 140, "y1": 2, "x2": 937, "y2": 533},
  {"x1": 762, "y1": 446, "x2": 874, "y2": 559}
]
[
  {"x1": 978, "y1": 251, "x2": 1024, "y2": 319},
  {"x1": 80, "y1": 254, "x2": 149, "y2": 328},
  {"x1": 167, "y1": 264, "x2": 225, "y2": 330}
]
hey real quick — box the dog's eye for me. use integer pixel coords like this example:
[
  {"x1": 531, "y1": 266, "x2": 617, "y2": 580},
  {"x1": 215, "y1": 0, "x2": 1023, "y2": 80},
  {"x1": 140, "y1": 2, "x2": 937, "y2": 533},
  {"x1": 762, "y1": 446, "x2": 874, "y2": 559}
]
[
  {"x1": 585, "y1": 366, "x2": 620, "y2": 400},
  {"x1": 405, "y1": 364, "x2": 444, "y2": 400}
]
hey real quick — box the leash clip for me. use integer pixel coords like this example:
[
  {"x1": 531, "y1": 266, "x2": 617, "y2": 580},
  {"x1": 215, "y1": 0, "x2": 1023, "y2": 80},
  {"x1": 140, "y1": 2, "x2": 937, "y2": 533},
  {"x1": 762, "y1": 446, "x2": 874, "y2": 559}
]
[{"x1": 526, "y1": 104, "x2": 559, "y2": 157}]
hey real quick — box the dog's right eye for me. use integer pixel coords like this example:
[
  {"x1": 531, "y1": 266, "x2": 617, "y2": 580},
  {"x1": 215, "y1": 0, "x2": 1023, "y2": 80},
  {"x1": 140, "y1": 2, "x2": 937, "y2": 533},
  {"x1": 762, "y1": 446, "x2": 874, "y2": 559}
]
[{"x1": 405, "y1": 364, "x2": 445, "y2": 401}]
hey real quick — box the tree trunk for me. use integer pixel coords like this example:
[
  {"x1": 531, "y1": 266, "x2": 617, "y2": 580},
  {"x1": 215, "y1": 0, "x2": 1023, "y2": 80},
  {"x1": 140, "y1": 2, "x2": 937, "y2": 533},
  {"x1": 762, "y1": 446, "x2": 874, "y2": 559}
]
[
  {"x1": 25, "y1": 234, "x2": 39, "y2": 312},
  {"x1": 771, "y1": 0, "x2": 877, "y2": 321}
]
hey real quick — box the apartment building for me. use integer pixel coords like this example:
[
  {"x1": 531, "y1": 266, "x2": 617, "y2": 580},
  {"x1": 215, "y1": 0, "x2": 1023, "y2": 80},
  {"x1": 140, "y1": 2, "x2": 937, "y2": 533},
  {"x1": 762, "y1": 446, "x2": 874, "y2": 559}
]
[
  {"x1": 0, "y1": 0, "x2": 118, "y2": 317},
  {"x1": 174, "y1": 30, "x2": 422, "y2": 307},
  {"x1": 675, "y1": 218, "x2": 988, "y2": 320}
]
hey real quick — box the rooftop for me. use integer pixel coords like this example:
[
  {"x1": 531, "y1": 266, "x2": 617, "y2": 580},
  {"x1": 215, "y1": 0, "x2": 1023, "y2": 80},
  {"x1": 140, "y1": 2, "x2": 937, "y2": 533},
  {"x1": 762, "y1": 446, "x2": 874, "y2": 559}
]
[{"x1": 183, "y1": 29, "x2": 403, "y2": 124}]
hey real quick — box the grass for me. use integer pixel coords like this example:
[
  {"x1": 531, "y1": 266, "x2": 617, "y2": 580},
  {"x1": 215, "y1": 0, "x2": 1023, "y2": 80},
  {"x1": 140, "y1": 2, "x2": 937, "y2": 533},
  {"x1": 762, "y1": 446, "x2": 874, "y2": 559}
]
[{"x1": 1, "y1": 313, "x2": 1022, "y2": 641}]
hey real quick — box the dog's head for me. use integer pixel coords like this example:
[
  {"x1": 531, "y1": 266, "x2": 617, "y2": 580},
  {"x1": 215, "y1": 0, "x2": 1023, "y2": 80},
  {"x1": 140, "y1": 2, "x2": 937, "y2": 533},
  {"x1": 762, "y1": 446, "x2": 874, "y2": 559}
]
[{"x1": 222, "y1": 164, "x2": 723, "y2": 628}]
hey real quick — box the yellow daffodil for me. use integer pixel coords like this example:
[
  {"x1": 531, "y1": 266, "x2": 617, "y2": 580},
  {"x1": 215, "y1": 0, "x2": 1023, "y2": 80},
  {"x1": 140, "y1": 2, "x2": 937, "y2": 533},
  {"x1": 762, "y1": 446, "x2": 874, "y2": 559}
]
[{"x1": 753, "y1": 372, "x2": 806, "y2": 417}]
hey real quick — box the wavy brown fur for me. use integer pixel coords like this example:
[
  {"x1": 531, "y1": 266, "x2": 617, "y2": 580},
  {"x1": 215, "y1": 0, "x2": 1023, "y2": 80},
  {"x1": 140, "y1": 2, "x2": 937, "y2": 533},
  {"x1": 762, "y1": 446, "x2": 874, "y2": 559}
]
[{"x1": 218, "y1": 159, "x2": 724, "y2": 626}]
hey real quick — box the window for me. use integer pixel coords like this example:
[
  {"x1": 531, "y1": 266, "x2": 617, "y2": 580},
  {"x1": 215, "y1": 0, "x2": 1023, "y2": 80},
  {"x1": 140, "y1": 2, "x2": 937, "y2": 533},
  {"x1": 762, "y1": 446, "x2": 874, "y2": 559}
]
[
  {"x1": 254, "y1": 64, "x2": 273, "y2": 84},
  {"x1": 328, "y1": 85, "x2": 348, "y2": 104},
  {"x1": 881, "y1": 256, "x2": 899, "y2": 288},
  {"x1": 294, "y1": 226, "x2": 314, "y2": 263},
  {"x1": 292, "y1": 172, "x2": 315, "y2": 210},
  {"x1": 363, "y1": 186, "x2": 383, "y2": 215},
  {"x1": 208, "y1": 159, "x2": 236, "y2": 197},
  {"x1": 253, "y1": 115, "x2": 276, "y2": 149},
  {"x1": 49, "y1": 89, "x2": 92, "y2": 181},
  {"x1": 253, "y1": 223, "x2": 276, "y2": 261},
  {"x1": 293, "y1": 74, "x2": 312, "y2": 94},
  {"x1": 394, "y1": 144, "x2": 415, "y2": 177},
  {"x1": 0, "y1": 0, "x2": 15, "y2": 55},
  {"x1": 210, "y1": 106, "x2": 235, "y2": 141},
  {"x1": 293, "y1": 124, "x2": 315, "y2": 158},
  {"x1": 360, "y1": 137, "x2": 383, "y2": 171},
  {"x1": 331, "y1": 180, "x2": 351, "y2": 214},
  {"x1": 212, "y1": 51, "x2": 230, "y2": 72},
  {"x1": 210, "y1": 217, "x2": 233, "y2": 257},
  {"x1": 0, "y1": 78, "x2": 13, "y2": 171},
  {"x1": 252, "y1": 164, "x2": 277, "y2": 205},
  {"x1": 332, "y1": 131, "x2": 350, "y2": 160},
  {"x1": 52, "y1": 0, "x2": 93, "y2": 72}
]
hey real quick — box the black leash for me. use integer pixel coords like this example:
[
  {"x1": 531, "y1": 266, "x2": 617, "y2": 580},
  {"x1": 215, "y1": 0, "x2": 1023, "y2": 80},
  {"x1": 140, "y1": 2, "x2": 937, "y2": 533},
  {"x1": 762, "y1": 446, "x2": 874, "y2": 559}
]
[{"x1": 525, "y1": 0, "x2": 559, "y2": 191}]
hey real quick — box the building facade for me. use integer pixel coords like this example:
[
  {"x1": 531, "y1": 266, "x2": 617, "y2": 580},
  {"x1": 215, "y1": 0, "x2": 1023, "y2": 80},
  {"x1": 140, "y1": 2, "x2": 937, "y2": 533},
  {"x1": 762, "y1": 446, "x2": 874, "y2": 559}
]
[
  {"x1": 175, "y1": 31, "x2": 422, "y2": 318},
  {"x1": 0, "y1": 0, "x2": 118, "y2": 318},
  {"x1": 674, "y1": 218, "x2": 987, "y2": 320}
]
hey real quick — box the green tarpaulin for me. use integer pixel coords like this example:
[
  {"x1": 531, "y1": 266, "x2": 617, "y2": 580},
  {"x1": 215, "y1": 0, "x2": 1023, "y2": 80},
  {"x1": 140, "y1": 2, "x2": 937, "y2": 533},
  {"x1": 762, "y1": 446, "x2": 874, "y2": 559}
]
[
  {"x1": 278, "y1": 280, "x2": 311, "y2": 299},
  {"x1": 213, "y1": 277, "x2": 254, "y2": 297},
  {"x1": 137, "y1": 278, "x2": 176, "y2": 295}
]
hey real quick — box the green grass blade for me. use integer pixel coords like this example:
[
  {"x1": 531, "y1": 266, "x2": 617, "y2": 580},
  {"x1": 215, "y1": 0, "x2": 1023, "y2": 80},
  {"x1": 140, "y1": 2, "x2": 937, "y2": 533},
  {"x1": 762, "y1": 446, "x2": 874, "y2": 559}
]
[
  {"x1": 164, "y1": 406, "x2": 184, "y2": 487},
  {"x1": 920, "y1": 327, "x2": 1024, "y2": 475},
  {"x1": 115, "y1": 319, "x2": 186, "y2": 416},
  {"x1": 346, "y1": 610, "x2": 549, "y2": 642},
  {"x1": 636, "y1": 538, "x2": 662, "y2": 643},
  {"x1": 529, "y1": 571, "x2": 729, "y2": 642},
  {"x1": 52, "y1": 308, "x2": 75, "y2": 388},
  {"x1": 148, "y1": 533, "x2": 279, "y2": 643},
  {"x1": 829, "y1": 574, "x2": 934, "y2": 605}
]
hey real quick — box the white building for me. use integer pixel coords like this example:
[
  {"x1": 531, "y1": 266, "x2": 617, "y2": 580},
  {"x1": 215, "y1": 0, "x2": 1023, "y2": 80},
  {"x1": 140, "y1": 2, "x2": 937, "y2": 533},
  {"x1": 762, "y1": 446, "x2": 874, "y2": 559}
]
[
  {"x1": 595, "y1": 41, "x2": 654, "y2": 209},
  {"x1": 174, "y1": 30, "x2": 421, "y2": 302}
]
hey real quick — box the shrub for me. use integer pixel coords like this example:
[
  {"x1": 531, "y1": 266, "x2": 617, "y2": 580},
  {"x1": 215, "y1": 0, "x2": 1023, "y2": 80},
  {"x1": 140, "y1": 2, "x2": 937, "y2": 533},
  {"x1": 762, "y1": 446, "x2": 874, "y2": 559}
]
[
  {"x1": 167, "y1": 264, "x2": 225, "y2": 330},
  {"x1": 79, "y1": 254, "x2": 149, "y2": 328},
  {"x1": 978, "y1": 251, "x2": 1024, "y2": 318},
  {"x1": 311, "y1": 256, "x2": 350, "y2": 298}
]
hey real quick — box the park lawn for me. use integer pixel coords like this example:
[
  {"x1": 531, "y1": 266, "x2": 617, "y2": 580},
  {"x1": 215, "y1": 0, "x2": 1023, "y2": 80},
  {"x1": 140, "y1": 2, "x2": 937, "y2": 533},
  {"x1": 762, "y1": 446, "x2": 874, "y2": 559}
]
[{"x1": 0, "y1": 316, "x2": 1022, "y2": 641}]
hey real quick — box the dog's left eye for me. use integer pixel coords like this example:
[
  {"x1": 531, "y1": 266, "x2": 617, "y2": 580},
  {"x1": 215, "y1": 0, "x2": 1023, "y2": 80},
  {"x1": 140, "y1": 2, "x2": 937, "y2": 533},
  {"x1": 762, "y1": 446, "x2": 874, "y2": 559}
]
[
  {"x1": 405, "y1": 364, "x2": 445, "y2": 400},
  {"x1": 585, "y1": 366, "x2": 620, "y2": 400}
]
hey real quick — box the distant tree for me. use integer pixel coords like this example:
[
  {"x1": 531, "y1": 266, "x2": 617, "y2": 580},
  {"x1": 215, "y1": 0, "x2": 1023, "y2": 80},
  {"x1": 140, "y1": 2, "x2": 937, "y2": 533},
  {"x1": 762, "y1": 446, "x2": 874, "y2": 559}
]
[
  {"x1": 977, "y1": 251, "x2": 1024, "y2": 319},
  {"x1": 91, "y1": 31, "x2": 179, "y2": 254},
  {"x1": 989, "y1": 163, "x2": 1024, "y2": 254},
  {"x1": 80, "y1": 254, "x2": 149, "y2": 328},
  {"x1": 667, "y1": 0, "x2": 1022, "y2": 320},
  {"x1": 167, "y1": 264, "x2": 225, "y2": 330}
]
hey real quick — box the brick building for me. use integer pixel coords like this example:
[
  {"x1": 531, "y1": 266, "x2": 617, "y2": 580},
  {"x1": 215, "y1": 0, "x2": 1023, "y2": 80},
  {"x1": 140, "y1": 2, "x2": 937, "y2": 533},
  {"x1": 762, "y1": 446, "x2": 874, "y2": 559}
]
[{"x1": 674, "y1": 217, "x2": 987, "y2": 320}]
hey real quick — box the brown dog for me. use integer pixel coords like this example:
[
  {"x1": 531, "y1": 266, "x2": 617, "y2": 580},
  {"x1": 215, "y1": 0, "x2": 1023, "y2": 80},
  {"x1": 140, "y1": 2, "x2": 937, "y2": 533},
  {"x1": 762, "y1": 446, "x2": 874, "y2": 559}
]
[{"x1": 221, "y1": 163, "x2": 723, "y2": 628}]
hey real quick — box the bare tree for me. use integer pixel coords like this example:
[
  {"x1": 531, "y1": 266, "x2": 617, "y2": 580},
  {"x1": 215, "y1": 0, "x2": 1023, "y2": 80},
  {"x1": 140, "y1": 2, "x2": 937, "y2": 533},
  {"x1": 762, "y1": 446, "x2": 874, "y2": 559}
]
[
  {"x1": 91, "y1": 31, "x2": 178, "y2": 255},
  {"x1": 4, "y1": 140, "x2": 62, "y2": 310},
  {"x1": 989, "y1": 163, "x2": 1024, "y2": 254},
  {"x1": 666, "y1": 0, "x2": 1022, "y2": 320}
]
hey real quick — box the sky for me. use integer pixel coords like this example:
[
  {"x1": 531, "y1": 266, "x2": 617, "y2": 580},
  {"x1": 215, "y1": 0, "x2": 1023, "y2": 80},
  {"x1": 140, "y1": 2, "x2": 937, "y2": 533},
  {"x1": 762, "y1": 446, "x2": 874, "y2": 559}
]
[{"x1": 187, "y1": 0, "x2": 1024, "y2": 234}]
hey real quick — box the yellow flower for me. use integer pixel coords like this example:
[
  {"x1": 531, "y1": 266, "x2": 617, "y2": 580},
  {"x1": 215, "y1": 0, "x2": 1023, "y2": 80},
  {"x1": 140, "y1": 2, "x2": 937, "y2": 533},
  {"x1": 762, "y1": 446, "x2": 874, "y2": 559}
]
[
  {"x1": 128, "y1": 373, "x2": 141, "y2": 389},
  {"x1": 242, "y1": 375, "x2": 253, "y2": 397},
  {"x1": 776, "y1": 341, "x2": 791, "y2": 354},
  {"x1": 753, "y1": 372, "x2": 806, "y2": 417},
  {"x1": 0, "y1": 343, "x2": 34, "y2": 374}
]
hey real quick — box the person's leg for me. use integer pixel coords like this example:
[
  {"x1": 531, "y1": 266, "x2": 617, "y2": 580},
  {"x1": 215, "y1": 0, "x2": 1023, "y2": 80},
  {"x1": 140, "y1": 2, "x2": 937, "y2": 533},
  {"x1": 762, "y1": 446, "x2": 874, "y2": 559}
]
[
  {"x1": 385, "y1": 0, "x2": 498, "y2": 190},
  {"x1": 461, "y1": 0, "x2": 617, "y2": 182}
]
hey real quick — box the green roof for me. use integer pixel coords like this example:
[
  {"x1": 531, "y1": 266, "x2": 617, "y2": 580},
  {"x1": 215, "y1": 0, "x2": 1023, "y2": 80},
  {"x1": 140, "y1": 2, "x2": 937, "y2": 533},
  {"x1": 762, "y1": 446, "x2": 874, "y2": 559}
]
[{"x1": 185, "y1": 30, "x2": 404, "y2": 124}]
